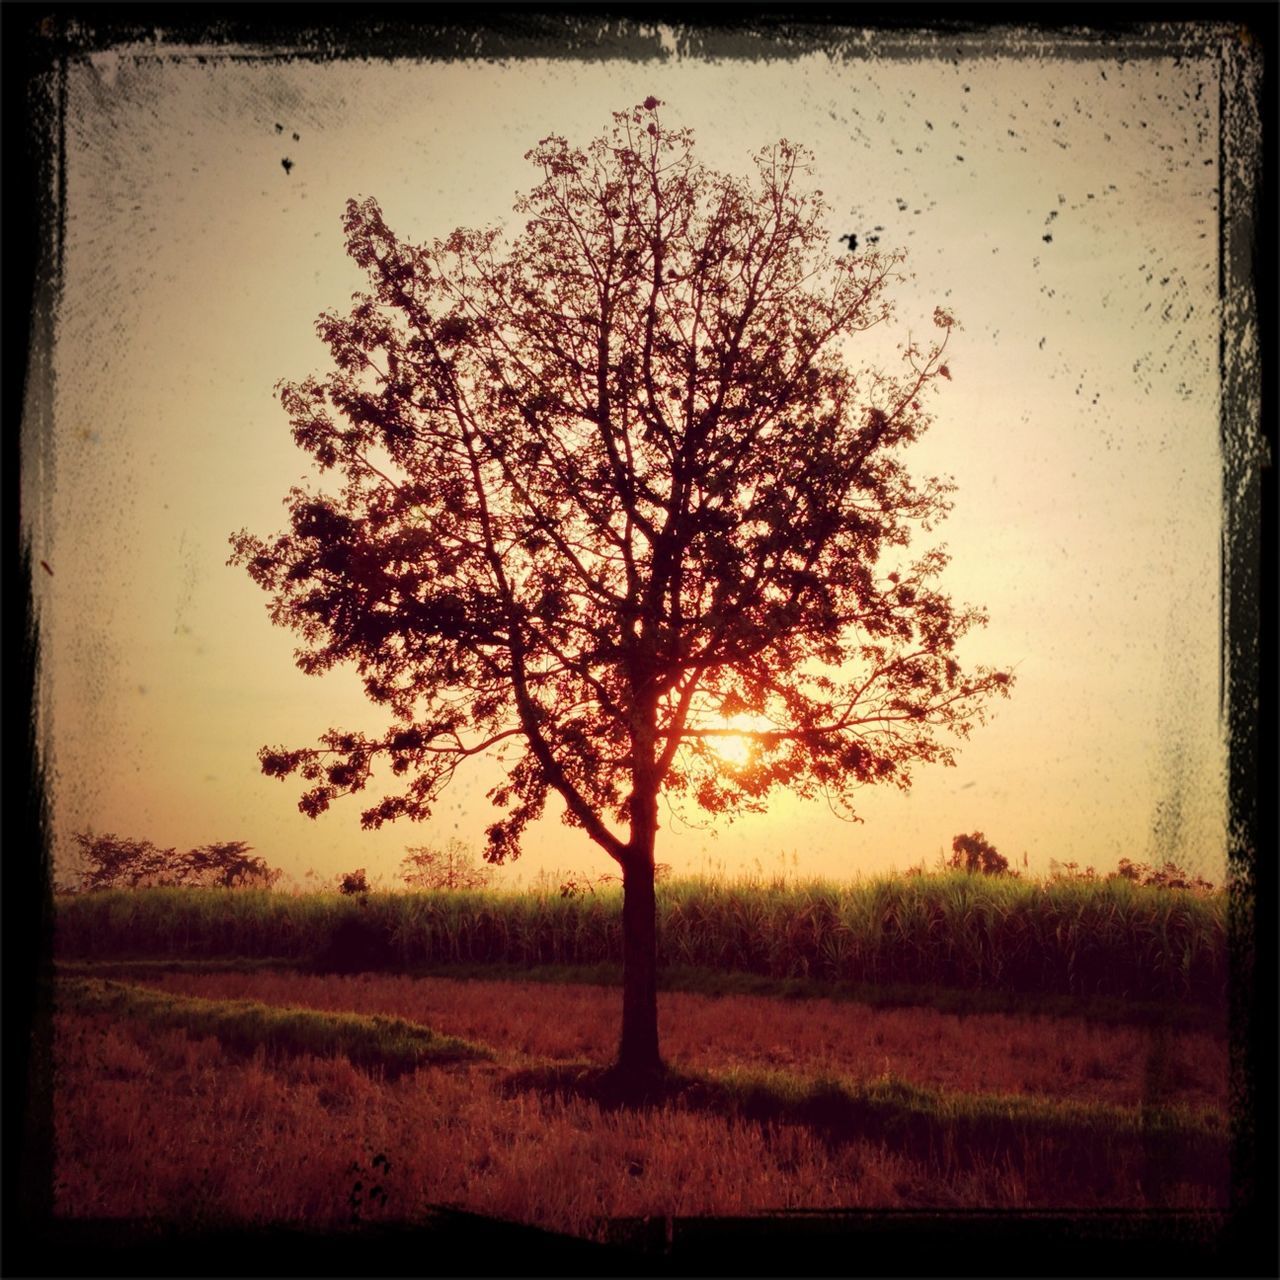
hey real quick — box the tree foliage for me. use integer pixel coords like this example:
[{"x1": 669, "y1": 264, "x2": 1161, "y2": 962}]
[
  {"x1": 400, "y1": 839, "x2": 493, "y2": 891},
  {"x1": 229, "y1": 99, "x2": 1012, "y2": 867},
  {"x1": 947, "y1": 831, "x2": 1014, "y2": 877},
  {"x1": 72, "y1": 833, "x2": 280, "y2": 891},
  {"x1": 338, "y1": 868, "x2": 371, "y2": 896}
]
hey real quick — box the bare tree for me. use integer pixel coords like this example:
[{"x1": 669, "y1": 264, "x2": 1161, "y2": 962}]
[
  {"x1": 231, "y1": 100, "x2": 1011, "y2": 1084},
  {"x1": 400, "y1": 838, "x2": 493, "y2": 891}
]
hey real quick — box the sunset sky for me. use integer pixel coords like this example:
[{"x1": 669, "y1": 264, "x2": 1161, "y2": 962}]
[{"x1": 27, "y1": 26, "x2": 1231, "y2": 890}]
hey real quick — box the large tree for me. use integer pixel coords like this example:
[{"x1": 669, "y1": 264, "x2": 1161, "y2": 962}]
[{"x1": 231, "y1": 100, "x2": 1011, "y2": 1082}]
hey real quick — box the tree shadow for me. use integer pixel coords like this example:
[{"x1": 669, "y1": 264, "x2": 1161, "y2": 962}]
[
  {"x1": 502, "y1": 1061, "x2": 691, "y2": 1112},
  {"x1": 500, "y1": 1061, "x2": 1229, "y2": 1206}
]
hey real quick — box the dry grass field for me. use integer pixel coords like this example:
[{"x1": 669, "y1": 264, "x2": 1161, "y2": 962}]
[
  {"x1": 56, "y1": 1014, "x2": 1006, "y2": 1231},
  {"x1": 119, "y1": 969, "x2": 1229, "y2": 1112},
  {"x1": 52, "y1": 968, "x2": 1230, "y2": 1238}
]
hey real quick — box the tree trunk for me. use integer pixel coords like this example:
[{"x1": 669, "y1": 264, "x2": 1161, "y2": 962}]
[{"x1": 617, "y1": 794, "x2": 662, "y2": 1081}]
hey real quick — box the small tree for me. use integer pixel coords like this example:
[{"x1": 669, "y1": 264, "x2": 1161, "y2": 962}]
[
  {"x1": 338, "y1": 868, "x2": 370, "y2": 896},
  {"x1": 400, "y1": 838, "x2": 493, "y2": 891},
  {"x1": 232, "y1": 100, "x2": 1011, "y2": 1084},
  {"x1": 948, "y1": 831, "x2": 1013, "y2": 877}
]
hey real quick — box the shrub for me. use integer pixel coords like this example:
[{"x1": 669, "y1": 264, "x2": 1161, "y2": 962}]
[
  {"x1": 1113, "y1": 858, "x2": 1215, "y2": 894},
  {"x1": 1048, "y1": 858, "x2": 1215, "y2": 894}
]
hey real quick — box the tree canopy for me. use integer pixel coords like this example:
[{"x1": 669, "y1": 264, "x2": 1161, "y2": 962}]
[
  {"x1": 71, "y1": 833, "x2": 280, "y2": 891},
  {"x1": 948, "y1": 831, "x2": 1014, "y2": 877},
  {"x1": 230, "y1": 99, "x2": 1011, "y2": 871}
]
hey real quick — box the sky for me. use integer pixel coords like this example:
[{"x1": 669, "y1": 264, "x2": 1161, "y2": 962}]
[{"x1": 26, "y1": 24, "x2": 1234, "y2": 891}]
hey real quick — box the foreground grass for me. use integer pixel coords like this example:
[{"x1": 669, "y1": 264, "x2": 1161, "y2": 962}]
[
  {"x1": 90, "y1": 967, "x2": 1230, "y2": 1118},
  {"x1": 55, "y1": 872, "x2": 1228, "y2": 1005},
  {"x1": 55, "y1": 995, "x2": 1229, "y2": 1227},
  {"x1": 508, "y1": 1060, "x2": 1228, "y2": 1197},
  {"x1": 60, "y1": 978, "x2": 491, "y2": 1078}
]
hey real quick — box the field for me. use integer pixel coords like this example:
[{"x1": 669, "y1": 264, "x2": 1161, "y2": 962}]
[
  {"x1": 56, "y1": 872, "x2": 1228, "y2": 1003},
  {"x1": 48, "y1": 874, "x2": 1235, "y2": 1258}
]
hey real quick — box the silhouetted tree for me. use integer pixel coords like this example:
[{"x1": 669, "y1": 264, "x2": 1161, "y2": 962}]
[
  {"x1": 400, "y1": 838, "x2": 492, "y2": 891},
  {"x1": 338, "y1": 867, "x2": 370, "y2": 896},
  {"x1": 72, "y1": 832, "x2": 279, "y2": 890},
  {"x1": 231, "y1": 100, "x2": 1011, "y2": 1084},
  {"x1": 73, "y1": 833, "x2": 176, "y2": 891},
  {"x1": 948, "y1": 831, "x2": 1013, "y2": 877},
  {"x1": 182, "y1": 841, "x2": 282, "y2": 889}
]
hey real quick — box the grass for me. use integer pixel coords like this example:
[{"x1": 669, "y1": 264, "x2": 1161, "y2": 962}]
[
  {"x1": 98, "y1": 968, "x2": 1230, "y2": 1114},
  {"x1": 704, "y1": 1065, "x2": 1227, "y2": 1150},
  {"x1": 506, "y1": 1059, "x2": 1228, "y2": 1191},
  {"x1": 48, "y1": 870, "x2": 1235, "y2": 1239},
  {"x1": 54, "y1": 982, "x2": 1230, "y2": 1230},
  {"x1": 59, "y1": 977, "x2": 491, "y2": 1078},
  {"x1": 55, "y1": 872, "x2": 1229, "y2": 1006},
  {"x1": 58, "y1": 956, "x2": 300, "y2": 978},
  {"x1": 58, "y1": 955, "x2": 1224, "y2": 1031},
  {"x1": 398, "y1": 960, "x2": 1225, "y2": 1031}
]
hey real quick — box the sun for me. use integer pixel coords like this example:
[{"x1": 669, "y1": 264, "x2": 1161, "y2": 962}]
[{"x1": 706, "y1": 712, "x2": 773, "y2": 768}]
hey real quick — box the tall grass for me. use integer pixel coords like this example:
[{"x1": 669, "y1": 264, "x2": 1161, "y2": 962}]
[{"x1": 55, "y1": 873, "x2": 1228, "y2": 1004}]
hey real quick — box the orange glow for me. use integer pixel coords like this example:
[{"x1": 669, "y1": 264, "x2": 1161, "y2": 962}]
[{"x1": 706, "y1": 713, "x2": 774, "y2": 769}]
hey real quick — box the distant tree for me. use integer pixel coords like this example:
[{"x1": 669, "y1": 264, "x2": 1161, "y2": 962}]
[
  {"x1": 1112, "y1": 857, "x2": 1214, "y2": 893},
  {"x1": 181, "y1": 841, "x2": 282, "y2": 889},
  {"x1": 72, "y1": 832, "x2": 279, "y2": 891},
  {"x1": 1044, "y1": 856, "x2": 1214, "y2": 893},
  {"x1": 338, "y1": 867, "x2": 370, "y2": 896},
  {"x1": 400, "y1": 838, "x2": 493, "y2": 891},
  {"x1": 73, "y1": 833, "x2": 176, "y2": 891},
  {"x1": 948, "y1": 831, "x2": 1014, "y2": 877},
  {"x1": 231, "y1": 100, "x2": 1012, "y2": 1086}
]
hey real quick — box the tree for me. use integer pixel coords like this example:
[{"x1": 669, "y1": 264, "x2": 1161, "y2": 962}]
[
  {"x1": 338, "y1": 867, "x2": 371, "y2": 896},
  {"x1": 72, "y1": 832, "x2": 280, "y2": 890},
  {"x1": 73, "y1": 833, "x2": 176, "y2": 891},
  {"x1": 400, "y1": 838, "x2": 493, "y2": 891},
  {"x1": 947, "y1": 831, "x2": 1013, "y2": 877},
  {"x1": 182, "y1": 841, "x2": 283, "y2": 889},
  {"x1": 230, "y1": 100, "x2": 1011, "y2": 1084}
]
